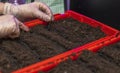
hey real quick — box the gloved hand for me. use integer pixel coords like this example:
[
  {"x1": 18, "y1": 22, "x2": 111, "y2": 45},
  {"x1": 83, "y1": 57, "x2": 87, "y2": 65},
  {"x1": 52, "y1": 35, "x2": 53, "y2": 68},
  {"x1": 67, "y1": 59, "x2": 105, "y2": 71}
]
[
  {"x1": 0, "y1": 15, "x2": 29, "y2": 38},
  {"x1": 3, "y1": 2, "x2": 54, "y2": 21}
]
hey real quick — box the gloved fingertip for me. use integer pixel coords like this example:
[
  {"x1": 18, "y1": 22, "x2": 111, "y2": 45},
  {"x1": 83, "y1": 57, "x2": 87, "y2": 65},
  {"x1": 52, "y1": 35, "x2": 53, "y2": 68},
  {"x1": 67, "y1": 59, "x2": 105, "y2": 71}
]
[
  {"x1": 51, "y1": 16, "x2": 54, "y2": 21},
  {"x1": 48, "y1": 13, "x2": 54, "y2": 21},
  {"x1": 46, "y1": 16, "x2": 54, "y2": 22},
  {"x1": 23, "y1": 26, "x2": 29, "y2": 32},
  {"x1": 19, "y1": 23, "x2": 29, "y2": 32},
  {"x1": 36, "y1": 11, "x2": 53, "y2": 22},
  {"x1": 42, "y1": 17, "x2": 50, "y2": 22}
]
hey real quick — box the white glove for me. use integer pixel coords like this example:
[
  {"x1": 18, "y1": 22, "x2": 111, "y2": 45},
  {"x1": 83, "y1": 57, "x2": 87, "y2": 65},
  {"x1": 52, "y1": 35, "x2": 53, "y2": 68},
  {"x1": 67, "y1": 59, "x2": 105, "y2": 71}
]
[
  {"x1": 0, "y1": 15, "x2": 29, "y2": 38},
  {"x1": 3, "y1": 2, "x2": 54, "y2": 21}
]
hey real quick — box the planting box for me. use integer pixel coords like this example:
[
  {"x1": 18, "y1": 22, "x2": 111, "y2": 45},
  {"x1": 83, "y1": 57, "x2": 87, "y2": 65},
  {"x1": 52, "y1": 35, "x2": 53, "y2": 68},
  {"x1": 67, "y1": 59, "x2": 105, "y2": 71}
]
[{"x1": 0, "y1": 11, "x2": 119, "y2": 73}]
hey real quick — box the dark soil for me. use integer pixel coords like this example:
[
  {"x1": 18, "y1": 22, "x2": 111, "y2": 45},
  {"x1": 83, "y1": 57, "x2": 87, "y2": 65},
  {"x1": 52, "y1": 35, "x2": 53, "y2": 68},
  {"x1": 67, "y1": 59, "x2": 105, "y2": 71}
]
[
  {"x1": 98, "y1": 42, "x2": 120, "y2": 67},
  {"x1": 48, "y1": 42, "x2": 120, "y2": 73},
  {"x1": 0, "y1": 18, "x2": 106, "y2": 73},
  {"x1": 46, "y1": 18, "x2": 105, "y2": 45}
]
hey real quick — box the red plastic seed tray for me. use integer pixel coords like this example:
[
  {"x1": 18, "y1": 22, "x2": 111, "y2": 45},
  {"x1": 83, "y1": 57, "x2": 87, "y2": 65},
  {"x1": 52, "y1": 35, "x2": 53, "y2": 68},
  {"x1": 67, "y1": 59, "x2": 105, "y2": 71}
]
[{"x1": 11, "y1": 10, "x2": 120, "y2": 73}]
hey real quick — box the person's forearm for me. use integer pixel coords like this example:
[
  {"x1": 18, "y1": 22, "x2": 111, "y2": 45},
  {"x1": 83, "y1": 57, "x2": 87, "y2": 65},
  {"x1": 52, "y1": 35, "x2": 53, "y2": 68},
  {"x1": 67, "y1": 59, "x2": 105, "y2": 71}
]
[{"x1": 0, "y1": 2, "x2": 5, "y2": 14}]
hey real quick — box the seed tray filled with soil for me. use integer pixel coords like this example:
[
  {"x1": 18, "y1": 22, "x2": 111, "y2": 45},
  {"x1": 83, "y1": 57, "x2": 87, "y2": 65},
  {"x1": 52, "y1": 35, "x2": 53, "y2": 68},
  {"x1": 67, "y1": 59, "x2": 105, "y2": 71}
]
[
  {"x1": 47, "y1": 42, "x2": 120, "y2": 73},
  {"x1": 0, "y1": 17, "x2": 106, "y2": 73},
  {"x1": 1, "y1": 11, "x2": 119, "y2": 73}
]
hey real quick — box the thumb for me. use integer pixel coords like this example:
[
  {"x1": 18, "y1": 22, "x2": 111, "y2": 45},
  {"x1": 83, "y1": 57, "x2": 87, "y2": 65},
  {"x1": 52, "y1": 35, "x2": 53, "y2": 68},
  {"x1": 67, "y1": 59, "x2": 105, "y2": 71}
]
[{"x1": 34, "y1": 9, "x2": 51, "y2": 21}]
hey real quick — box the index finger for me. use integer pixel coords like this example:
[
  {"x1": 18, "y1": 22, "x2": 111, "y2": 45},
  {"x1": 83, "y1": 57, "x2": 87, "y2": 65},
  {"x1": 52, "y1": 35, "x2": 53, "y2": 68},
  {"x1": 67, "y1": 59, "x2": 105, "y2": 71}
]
[
  {"x1": 15, "y1": 18, "x2": 29, "y2": 31},
  {"x1": 36, "y1": 2, "x2": 54, "y2": 21}
]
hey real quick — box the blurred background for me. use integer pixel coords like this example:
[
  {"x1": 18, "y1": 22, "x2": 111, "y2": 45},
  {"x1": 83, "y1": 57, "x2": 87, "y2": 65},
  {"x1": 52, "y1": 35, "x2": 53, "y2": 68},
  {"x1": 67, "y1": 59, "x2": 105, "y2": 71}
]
[{"x1": 69, "y1": 0, "x2": 120, "y2": 30}]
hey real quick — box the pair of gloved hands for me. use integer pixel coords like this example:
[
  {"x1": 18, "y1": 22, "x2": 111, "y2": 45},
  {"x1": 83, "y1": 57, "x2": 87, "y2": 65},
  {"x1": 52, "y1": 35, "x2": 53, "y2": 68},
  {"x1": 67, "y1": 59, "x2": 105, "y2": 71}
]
[{"x1": 0, "y1": 2, "x2": 53, "y2": 38}]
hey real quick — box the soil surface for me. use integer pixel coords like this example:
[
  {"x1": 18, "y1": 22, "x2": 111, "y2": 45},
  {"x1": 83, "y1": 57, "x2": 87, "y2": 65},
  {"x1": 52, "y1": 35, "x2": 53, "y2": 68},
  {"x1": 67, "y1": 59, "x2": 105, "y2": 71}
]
[
  {"x1": 0, "y1": 18, "x2": 106, "y2": 73},
  {"x1": 48, "y1": 42, "x2": 120, "y2": 73}
]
